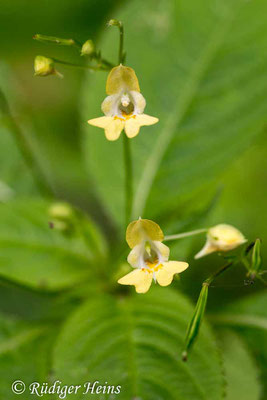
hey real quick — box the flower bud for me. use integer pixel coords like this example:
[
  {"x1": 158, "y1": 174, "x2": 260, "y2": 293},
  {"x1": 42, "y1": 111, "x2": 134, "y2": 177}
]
[
  {"x1": 107, "y1": 19, "x2": 122, "y2": 28},
  {"x1": 48, "y1": 202, "x2": 73, "y2": 220},
  {"x1": 34, "y1": 56, "x2": 63, "y2": 78},
  {"x1": 81, "y1": 39, "x2": 95, "y2": 56},
  {"x1": 34, "y1": 56, "x2": 55, "y2": 76},
  {"x1": 195, "y1": 224, "x2": 246, "y2": 259},
  {"x1": 48, "y1": 202, "x2": 74, "y2": 232}
]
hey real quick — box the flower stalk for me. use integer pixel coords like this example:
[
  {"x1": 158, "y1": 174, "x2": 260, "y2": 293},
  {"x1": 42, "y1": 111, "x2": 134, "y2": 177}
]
[
  {"x1": 108, "y1": 19, "x2": 133, "y2": 225},
  {"x1": 164, "y1": 228, "x2": 208, "y2": 242},
  {"x1": 33, "y1": 34, "x2": 82, "y2": 49}
]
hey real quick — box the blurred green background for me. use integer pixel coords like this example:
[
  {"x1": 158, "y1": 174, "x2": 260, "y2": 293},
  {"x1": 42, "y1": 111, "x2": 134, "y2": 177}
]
[{"x1": 0, "y1": 0, "x2": 267, "y2": 399}]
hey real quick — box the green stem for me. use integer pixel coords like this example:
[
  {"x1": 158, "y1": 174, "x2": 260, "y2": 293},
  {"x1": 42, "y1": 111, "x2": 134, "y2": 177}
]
[
  {"x1": 123, "y1": 133, "x2": 133, "y2": 225},
  {"x1": 118, "y1": 23, "x2": 124, "y2": 64},
  {"x1": 33, "y1": 34, "x2": 82, "y2": 49},
  {"x1": 182, "y1": 260, "x2": 234, "y2": 361},
  {"x1": 93, "y1": 52, "x2": 114, "y2": 69},
  {"x1": 164, "y1": 228, "x2": 207, "y2": 242},
  {"x1": 111, "y1": 20, "x2": 133, "y2": 225},
  {"x1": 52, "y1": 58, "x2": 109, "y2": 71},
  {"x1": 204, "y1": 261, "x2": 234, "y2": 285}
]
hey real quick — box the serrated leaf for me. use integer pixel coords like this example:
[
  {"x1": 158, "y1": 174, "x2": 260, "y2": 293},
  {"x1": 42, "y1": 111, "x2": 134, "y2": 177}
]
[
  {"x1": 0, "y1": 199, "x2": 106, "y2": 290},
  {"x1": 221, "y1": 330, "x2": 261, "y2": 400},
  {"x1": 53, "y1": 288, "x2": 224, "y2": 399},
  {"x1": 82, "y1": 0, "x2": 267, "y2": 228}
]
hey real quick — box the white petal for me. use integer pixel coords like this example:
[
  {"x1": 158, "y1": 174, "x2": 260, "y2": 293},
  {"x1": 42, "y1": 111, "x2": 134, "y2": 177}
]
[
  {"x1": 101, "y1": 94, "x2": 119, "y2": 116},
  {"x1": 130, "y1": 91, "x2": 146, "y2": 114},
  {"x1": 127, "y1": 244, "x2": 144, "y2": 268},
  {"x1": 152, "y1": 241, "x2": 170, "y2": 262}
]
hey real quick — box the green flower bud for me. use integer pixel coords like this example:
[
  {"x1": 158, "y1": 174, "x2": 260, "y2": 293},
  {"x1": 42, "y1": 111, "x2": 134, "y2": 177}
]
[
  {"x1": 48, "y1": 202, "x2": 74, "y2": 220},
  {"x1": 34, "y1": 56, "x2": 55, "y2": 76},
  {"x1": 107, "y1": 19, "x2": 122, "y2": 28},
  {"x1": 48, "y1": 202, "x2": 75, "y2": 233},
  {"x1": 81, "y1": 40, "x2": 95, "y2": 56},
  {"x1": 34, "y1": 56, "x2": 63, "y2": 78}
]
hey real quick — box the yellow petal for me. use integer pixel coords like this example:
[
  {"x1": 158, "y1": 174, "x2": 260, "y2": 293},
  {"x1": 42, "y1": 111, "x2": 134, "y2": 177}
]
[
  {"x1": 106, "y1": 65, "x2": 140, "y2": 95},
  {"x1": 155, "y1": 261, "x2": 189, "y2": 287},
  {"x1": 126, "y1": 219, "x2": 164, "y2": 249},
  {"x1": 104, "y1": 119, "x2": 124, "y2": 141},
  {"x1": 118, "y1": 269, "x2": 153, "y2": 293},
  {"x1": 88, "y1": 116, "x2": 124, "y2": 141},
  {"x1": 135, "y1": 114, "x2": 159, "y2": 126},
  {"x1": 124, "y1": 118, "x2": 140, "y2": 138},
  {"x1": 88, "y1": 116, "x2": 113, "y2": 128},
  {"x1": 127, "y1": 244, "x2": 143, "y2": 268}
]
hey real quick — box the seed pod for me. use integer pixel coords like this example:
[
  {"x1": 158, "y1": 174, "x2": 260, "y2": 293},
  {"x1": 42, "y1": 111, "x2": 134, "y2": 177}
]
[{"x1": 182, "y1": 283, "x2": 209, "y2": 361}]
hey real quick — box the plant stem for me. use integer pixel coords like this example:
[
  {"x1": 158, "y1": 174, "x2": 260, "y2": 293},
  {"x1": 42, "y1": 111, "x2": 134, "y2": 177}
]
[
  {"x1": 112, "y1": 20, "x2": 133, "y2": 225},
  {"x1": 204, "y1": 261, "x2": 234, "y2": 285},
  {"x1": 123, "y1": 133, "x2": 133, "y2": 225},
  {"x1": 52, "y1": 58, "x2": 109, "y2": 71},
  {"x1": 164, "y1": 228, "x2": 207, "y2": 241},
  {"x1": 118, "y1": 23, "x2": 124, "y2": 64},
  {"x1": 33, "y1": 34, "x2": 82, "y2": 49}
]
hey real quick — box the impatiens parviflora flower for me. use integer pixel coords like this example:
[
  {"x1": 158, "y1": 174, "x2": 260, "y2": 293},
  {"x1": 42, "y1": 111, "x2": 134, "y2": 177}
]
[
  {"x1": 88, "y1": 64, "x2": 159, "y2": 141},
  {"x1": 195, "y1": 224, "x2": 246, "y2": 259},
  {"x1": 34, "y1": 56, "x2": 63, "y2": 78},
  {"x1": 118, "y1": 219, "x2": 189, "y2": 293}
]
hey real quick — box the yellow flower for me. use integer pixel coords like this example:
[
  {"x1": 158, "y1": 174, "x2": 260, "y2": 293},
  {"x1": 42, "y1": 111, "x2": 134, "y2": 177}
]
[
  {"x1": 118, "y1": 219, "x2": 189, "y2": 293},
  {"x1": 88, "y1": 65, "x2": 158, "y2": 141},
  {"x1": 195, "y1": 224, "x2": 246, "y2": 259}
]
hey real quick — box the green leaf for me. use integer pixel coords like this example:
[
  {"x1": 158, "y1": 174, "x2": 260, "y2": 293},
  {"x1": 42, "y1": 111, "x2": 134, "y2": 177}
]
[
  {"x1": 0, "y1": 313, "x2": 51, "y2": 399},
  {"x1": 53, "y1": 288, "x2": 224, "y2": 399},
  {"x1": 0, "y1": 198, "x2": 106, "y2": 290},
  {"x1": 209, "y1": 291, "x2": 267, "y2": 399},
  {"x1": 221, "y1": 331, "x2": 261, "y2": 400},
  {"x1": 82, "y1": 0, "x2": 267, "y2": 228},
  {"x1": 0, "y1": 83, "x2": 38, "y2": 198}
]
